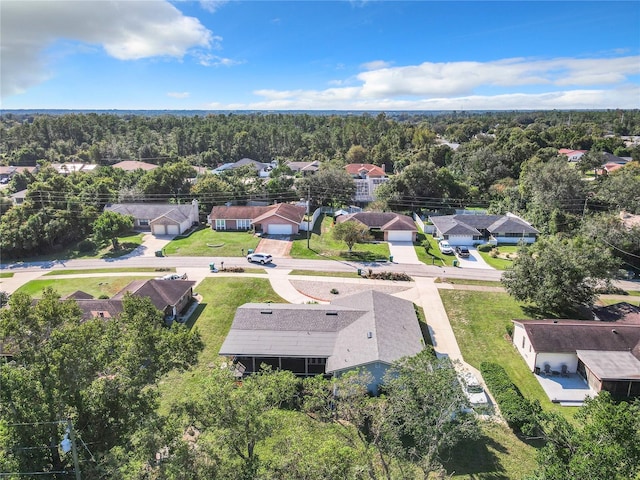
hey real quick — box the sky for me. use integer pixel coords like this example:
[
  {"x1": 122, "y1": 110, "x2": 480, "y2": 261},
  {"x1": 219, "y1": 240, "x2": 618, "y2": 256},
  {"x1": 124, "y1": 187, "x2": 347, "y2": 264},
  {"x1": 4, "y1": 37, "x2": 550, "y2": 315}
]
[{"x1": 1, "y1": 0, "x2": 639, "y2": 111}]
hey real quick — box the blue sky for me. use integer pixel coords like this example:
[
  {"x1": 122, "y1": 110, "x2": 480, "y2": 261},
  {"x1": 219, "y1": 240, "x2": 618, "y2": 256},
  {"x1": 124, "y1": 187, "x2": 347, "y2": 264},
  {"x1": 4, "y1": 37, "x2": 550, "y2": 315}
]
[{"x1": 2, "y1": 1, "x2": 639, "y2": 110}]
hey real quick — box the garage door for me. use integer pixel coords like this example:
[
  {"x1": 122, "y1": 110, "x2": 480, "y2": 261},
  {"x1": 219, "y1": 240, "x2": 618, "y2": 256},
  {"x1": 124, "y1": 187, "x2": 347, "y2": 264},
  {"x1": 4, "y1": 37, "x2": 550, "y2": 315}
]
[
  {"x1": 152, "y1": 224, "x2": 166, "y2": 235},
  {"x1": 267, "y1": 224, "x2": 293, "y2": 235},
  {"x1": 387, "y1": 231, "x2": 414, "y2": 242},
  {"x1": 167, "y1": 224, "x2": 180, "y2": 235}
]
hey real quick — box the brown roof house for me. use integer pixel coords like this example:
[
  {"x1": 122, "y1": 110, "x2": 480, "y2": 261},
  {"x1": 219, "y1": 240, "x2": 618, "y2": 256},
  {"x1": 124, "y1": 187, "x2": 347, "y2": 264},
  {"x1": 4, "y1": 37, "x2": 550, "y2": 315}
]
[
  {"x1": 219, "y1": 290, "x2": 425, "y2": 393},
  {"x1": 105, "y1": 200, "x2": 200, "y2": 236},
  {"x1": 63, "y1": 278, "x2": 196, "y2": 325},
  {"x1": 208, "y1": 203, "x2": 306, "y2": 235},
  {"x1": 512, "y1": 303, "x2": 640, "y2": 400},
  {"x1": 336, "y1": 211, "x2": 417, "y2": 242}
]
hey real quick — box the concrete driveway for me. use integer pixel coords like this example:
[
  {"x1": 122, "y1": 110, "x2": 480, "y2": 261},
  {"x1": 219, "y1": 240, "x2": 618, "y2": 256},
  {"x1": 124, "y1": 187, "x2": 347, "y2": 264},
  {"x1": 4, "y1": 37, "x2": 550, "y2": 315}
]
[
  {"x1": 128, "y1": 234, "x2": 176, "y2": 258},
  {"x1": 256, "y1": 235, "x2": 293, "y2": 258},
  {"x1": 388, "y1": 241, "x2": 422, "y2": 264},
  {"x1": 454, "y1": 247, "x2": 493, "y2": 269}
]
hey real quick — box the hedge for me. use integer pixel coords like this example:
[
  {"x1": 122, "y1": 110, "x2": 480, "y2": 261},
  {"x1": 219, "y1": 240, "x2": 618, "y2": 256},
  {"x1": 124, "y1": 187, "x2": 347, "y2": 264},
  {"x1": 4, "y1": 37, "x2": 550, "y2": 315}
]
[{"x1": 480, "y1": 362, "x2": 540, "y2": 436}]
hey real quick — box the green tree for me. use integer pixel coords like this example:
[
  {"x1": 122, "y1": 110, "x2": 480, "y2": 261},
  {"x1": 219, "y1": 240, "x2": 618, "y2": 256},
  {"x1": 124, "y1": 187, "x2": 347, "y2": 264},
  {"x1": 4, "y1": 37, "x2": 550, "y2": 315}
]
[
  {"x1": 502, "y1": 236, "x2": 620, "y2": 316},
  {"x1": 92, "y1": 210, "x2": 134, "y2": 250},
  {"x1": 530, "y1": 393, "x2": 640, "y2": 480},
  {"x1": 332, "y1": 220, "x2": 373, "y2": 251},
  {"x1": 296, "y1": 167, "x2": 356, "y2": 208},
  {"x1": 0, "y1": 291, "x2": 203, "y2": 478}
]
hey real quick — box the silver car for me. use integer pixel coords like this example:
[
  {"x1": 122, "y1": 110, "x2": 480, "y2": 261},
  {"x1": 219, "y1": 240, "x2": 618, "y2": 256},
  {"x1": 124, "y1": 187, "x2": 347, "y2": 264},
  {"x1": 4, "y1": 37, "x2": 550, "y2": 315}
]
[{"x1": 247, "y1": 252, "x2": 273, "y2": 264}]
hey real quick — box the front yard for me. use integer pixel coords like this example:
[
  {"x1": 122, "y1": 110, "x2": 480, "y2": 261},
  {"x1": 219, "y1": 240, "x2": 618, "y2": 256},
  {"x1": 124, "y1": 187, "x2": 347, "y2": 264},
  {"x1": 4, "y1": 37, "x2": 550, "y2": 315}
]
[
  {"x1": 162, "y1": 227, "x2": 261, "y2": 256},
  {"x1": 290, "y1": 215, "x2": 390, "y2": 261}
]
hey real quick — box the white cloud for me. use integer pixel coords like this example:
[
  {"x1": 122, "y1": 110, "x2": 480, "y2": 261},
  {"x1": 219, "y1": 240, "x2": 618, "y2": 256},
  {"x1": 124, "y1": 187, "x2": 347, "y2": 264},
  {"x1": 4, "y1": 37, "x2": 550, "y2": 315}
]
[
  {"x1": 1, "y1": 0, "x2": 214, "y2": 97},
  {"x1": 199, "y1": 0, "x2": 228, "y2": 13},
  {"x1": 196, "y1": 53, "x2": 244, "y2": 67},
  {"x1": 167, "y1": 92, "x2": 190, "y2": 99},
  {"x1": 213, "y1": 55, "x2": 639, "y2": 110},
  {"x1": 360, "y1": 60, "x2": 392, "y2": 71}
]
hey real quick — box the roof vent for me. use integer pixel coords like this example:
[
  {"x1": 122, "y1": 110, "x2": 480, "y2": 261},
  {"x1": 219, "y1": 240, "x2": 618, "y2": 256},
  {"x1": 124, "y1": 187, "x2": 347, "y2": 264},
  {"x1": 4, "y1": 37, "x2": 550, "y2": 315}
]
[
  {"x1": 553, "y1": 320, "x2": 558, "y2": 324},
  {"x1": 260, "y1": 310, "x2": 272, "y2": 315},
  {"x1": 326, "y1": 311, "x2": 338, "y2": 316},
  {"x1": 367, "y1": 331, "x2": 373, "y2": 339},
  {"x1": 612, "y1": 329, "x2": 618, "y2": 334}
]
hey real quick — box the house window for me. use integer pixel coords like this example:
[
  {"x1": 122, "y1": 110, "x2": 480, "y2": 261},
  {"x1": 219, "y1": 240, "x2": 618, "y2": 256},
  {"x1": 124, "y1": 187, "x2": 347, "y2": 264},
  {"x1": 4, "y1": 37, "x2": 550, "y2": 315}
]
[
  {"x1": 139, "y1": 219, "x2": 149, "y2": 226},
  {"x1": 215, "y1": 219, "x2": 226, "y2": 230},
  {"x1": 237, "y1": 219, "x2": 251, "y2": 230},
  {"x1": 308, "y1": 358, "x2": 326, "y2": 365},
  {"x1": 522, "y1": 337, "x2": 525, "y2": 349}
]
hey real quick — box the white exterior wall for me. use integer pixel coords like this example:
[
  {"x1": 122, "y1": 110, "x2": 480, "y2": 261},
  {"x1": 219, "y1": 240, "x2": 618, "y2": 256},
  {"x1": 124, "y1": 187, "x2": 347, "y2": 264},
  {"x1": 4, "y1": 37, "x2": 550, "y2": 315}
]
[
  {"x1": 513, "y1": 323, "x2": 537, "y2": 372},
  {"x1": 493, "y1": 236, "x2": 536, "y2": 245},
  {"x1": 444, "y1": 235, "x2": 476, "y2": 246},
  {"x1": 535, "y1": 353, "x2": 578, "y2": 373}
]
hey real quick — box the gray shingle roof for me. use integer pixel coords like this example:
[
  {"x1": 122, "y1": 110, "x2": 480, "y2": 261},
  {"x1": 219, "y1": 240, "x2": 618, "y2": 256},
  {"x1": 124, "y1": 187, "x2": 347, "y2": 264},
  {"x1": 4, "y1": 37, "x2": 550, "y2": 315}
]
[
  {"x1": 112, "y1": 279, "x2": 195, "y2": 311},
  {"x1": 430, "y1": 214, "x2": 538, "y2": 236},
  {"x1": 105, "y1": 203, "x2": 194, "y2": 222},
  {"x1": 220, "y1": 291, "x2": 424, "y2": 371},
  {"x1": 337, "y1": 212, "x2": 416, "y2": 231}
]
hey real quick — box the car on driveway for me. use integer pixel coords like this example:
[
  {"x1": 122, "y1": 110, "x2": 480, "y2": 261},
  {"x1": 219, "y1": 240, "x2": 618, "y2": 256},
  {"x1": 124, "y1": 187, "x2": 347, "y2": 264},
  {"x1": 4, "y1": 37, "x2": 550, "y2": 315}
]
[
  {"x1": 438, "y1": 240, "x2": 454, "y2": 254},
  {"x1": 459, "y1": 372, "x2": 489, "y2": 407},
  {"x1": 455, "y1": 246, "x2": 470, "y2": 258},
  {"x1": 247, "y1": 252, "x2": 273, "y2": 264}
]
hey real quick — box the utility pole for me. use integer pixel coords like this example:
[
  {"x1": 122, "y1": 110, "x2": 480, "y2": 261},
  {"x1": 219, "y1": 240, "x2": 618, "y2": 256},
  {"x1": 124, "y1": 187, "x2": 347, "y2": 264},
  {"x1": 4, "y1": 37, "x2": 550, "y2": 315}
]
[
  {"x1": 307, "y1": 184, "x2": 311, "y2": 249},
  {"x1": 67, "y1": 419, "x2": 81, "y2": 480}
]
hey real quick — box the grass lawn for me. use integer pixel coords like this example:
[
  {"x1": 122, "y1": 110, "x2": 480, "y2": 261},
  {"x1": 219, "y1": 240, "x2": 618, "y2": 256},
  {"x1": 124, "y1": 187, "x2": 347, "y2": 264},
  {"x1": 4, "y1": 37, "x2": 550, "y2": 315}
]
[
  {"x1": 435, "y1": 277, "x2": 504, "y2": 288},
  {"x1": 158, "y1": 277, "x2": 285, "y2": 411},
  {"x1": 440, "y1": 289, "x2": 577, "y2": 422},
  {"x1": 16, "y1": 276, "x2": 150, "y2": 298},
  {"x1": 288, "y1": 269, "x2": 361, "y2": 278},
  {"x1": 7, "y1": 232, "x2": 144, "y2": 263},
  {"x1": 477, "y1": 245, "x2": 519, "y2": 270},
  {"x1": 0, "y1": 272, "x2": 14, "y2": 278},
  {"x1": 290, "y1": 214, "x2": 390, "y2": 261},
  {"x1": 415, "y1": 231, "x2": 456, "y2": 267},
  {"x1": 163, "y1": 227, "x2": 261, "y2": 257},
  {"x1": 43, "y1": 267, "x2": 174, "y2": 276}
]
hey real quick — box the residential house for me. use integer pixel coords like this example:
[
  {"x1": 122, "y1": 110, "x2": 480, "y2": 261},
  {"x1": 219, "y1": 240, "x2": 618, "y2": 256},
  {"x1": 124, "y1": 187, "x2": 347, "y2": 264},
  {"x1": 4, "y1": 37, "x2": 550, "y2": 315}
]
[
  {"x1": 9, "y1": 189, "x2": 27, "y2": 206},
  {"x1": 112, "y1": 160, "x2": 158, "y2": 171},
  {"x1": 558, "y1": 149, "x2": 587, "y2": 162},
  {"x1": 208, "y1": 203, "x2": 306, "y2": 235},
  {"x1": 429, "y1": 213, "x2": 538, "y2": 246},
  {"x1": 512, "y1": 303, "x2": 640, "y2": 398},
  {"x1": 336, "y1": 211, "x2": 417, "y2": 242},
  {"x1": 345, "y1": 163, "x2": 389, "y2": 203},
  {"x1": 219, "y1": 290, "x2": 425, "y2": 392},
  {"x1": 0, "y1": 165, "x2": 38, "y2": 183},
  {"x1": 212, "y1": 158, "x2": 277, "y2": 178},
  {"x1": 286, "y1": 160, "x2": 320, "y2": 175},
  {"x1": 51, "y1": 163, "x2": 98, "y2": 174},
  {"x1": 105, "y1": 200, "x2": 200, "y2": 236},
  {"x1": 64, "y1": 278, "x2": 196, "y2": 324}
]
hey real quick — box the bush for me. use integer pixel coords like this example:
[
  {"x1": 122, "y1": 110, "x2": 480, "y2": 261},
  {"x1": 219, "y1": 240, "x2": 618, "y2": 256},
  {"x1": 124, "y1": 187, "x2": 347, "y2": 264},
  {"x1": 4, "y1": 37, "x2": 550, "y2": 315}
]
[
  {"x1": 477, "y1": 243, "x2": 493, "y2": 252},
  {"x1": 480, "y1": 362, "x2": 540, "y2": 436},
  {"x1": 222, "y1": 267, "x2": 245, "y2": 273},
  {"x1": 366, "y1": 272, "x2": 412, "y2": 281},
  {"x1": 77, "y1": 239, "x2": 96, "y2": 252},
  {"x1": 330, "y1": 288, "x2": 339, "y2": 294},
  {"x1": 505, "y1": 323, "x2": 514, "y2": 338}
]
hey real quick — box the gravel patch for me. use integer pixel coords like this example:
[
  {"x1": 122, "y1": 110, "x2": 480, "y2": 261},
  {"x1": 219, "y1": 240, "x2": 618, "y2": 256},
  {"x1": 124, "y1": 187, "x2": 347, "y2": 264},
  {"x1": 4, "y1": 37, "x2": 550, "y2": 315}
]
[{"x1": 291, "y1": 279, "x2": 412, "y2": 302}]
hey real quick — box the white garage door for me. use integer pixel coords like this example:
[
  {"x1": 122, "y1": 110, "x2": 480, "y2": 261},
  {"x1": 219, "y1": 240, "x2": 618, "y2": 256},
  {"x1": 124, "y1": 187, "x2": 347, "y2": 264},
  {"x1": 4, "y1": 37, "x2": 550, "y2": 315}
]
[
  {"x1": 152, "y1": 224, "x2": 166, "y2": 235},
  {"x1": 167, "y1": 224, "x2": 180, "y2": 235},
  {"x1": 268, "y1": 224, "x2": 293, "y2": 235},
  {"x1": 387, "y1": 231, "x2": 413, "y2": 242}
]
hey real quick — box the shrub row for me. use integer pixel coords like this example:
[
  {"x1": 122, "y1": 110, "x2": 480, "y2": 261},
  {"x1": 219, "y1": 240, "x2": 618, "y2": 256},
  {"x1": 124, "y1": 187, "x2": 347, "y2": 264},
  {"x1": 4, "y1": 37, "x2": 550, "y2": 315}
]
[
  {"x1": 476, "y1": 243, "x2": 493, "y2": 252},
  {"x1": 480, "y1": 362, "x2": 540, "y2": 436},
  {"x1": 365, "y1": 271, "x2": 412, "y2": 281}
]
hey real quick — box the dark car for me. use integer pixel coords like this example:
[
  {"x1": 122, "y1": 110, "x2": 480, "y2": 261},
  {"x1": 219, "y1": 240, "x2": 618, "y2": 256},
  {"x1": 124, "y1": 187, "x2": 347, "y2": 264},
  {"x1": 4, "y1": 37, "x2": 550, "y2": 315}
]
[{"x1": 455, "y1": 246, "x2": 470, "y2": 258}]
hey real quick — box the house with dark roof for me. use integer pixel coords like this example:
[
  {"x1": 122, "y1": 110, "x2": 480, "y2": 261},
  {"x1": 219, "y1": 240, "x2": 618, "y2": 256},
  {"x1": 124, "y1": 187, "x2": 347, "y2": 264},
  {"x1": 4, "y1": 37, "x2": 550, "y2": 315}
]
[
  {"x1": 105, "y1": 200, "x2": 199, "y2": 236},
  {"x1": 429, "y1": 213, "x2": 538, "y2": 246},
  {"x1": 345, "y1": 163, "x2": 389, "y2": 203},
  {"x1": 63, "y1": 278, "x2": 196, "y2": 324},
  {"x1": 219, "y1": 290, "x2": 425, "y2": 392},
  {"x1": 336, "y1": 212, "x2": 417, "y2": 242},
  {"x1": 208, "y1": 203, "x2": 306, "y2": 235},
  {"x1": 512, "y1": 303, "x2": 640, "y2": 399}
]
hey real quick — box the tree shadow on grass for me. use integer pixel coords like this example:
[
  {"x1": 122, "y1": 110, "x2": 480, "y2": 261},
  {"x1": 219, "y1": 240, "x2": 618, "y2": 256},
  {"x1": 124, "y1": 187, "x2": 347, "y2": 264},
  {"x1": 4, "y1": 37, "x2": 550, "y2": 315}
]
[
  {"x1": 338, "y1": 251, "x2": 379, "y2": 262},
  {"x1": 441, "y1": 430, "x2": 512, "y2": 479},
  {"x1": 185, "y1": 303, "x2": 206, "y2": 330},
  {"x1": 521, "y1": 304, "x2": 593, "y2": 320}
]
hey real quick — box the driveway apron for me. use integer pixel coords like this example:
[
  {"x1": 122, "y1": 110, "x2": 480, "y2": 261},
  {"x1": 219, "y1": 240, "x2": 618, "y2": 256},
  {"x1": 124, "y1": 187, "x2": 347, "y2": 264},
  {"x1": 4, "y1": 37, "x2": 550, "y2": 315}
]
[{"x1": 387, "y1": 241, "x2": 422, "y2": 264}]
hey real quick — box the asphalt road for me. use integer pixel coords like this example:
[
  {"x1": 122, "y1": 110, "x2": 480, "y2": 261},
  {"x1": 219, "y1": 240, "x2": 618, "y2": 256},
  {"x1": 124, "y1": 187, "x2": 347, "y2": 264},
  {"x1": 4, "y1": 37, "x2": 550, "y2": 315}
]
[{"x1": 2, "y1": 254, "x2": 639, "y2": 290}]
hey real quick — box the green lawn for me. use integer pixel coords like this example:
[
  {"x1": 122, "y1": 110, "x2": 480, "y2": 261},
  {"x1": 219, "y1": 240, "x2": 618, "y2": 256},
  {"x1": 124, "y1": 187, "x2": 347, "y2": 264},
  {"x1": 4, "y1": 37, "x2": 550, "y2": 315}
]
[
  {"x1": 158, "y1": 277, "x2": 285, "y2": 410},
  {"x1": 288, "y1": 269, "x2": 362, "y2": 278},
  {"x1": 435, "y1": 277, "x2": 504, "y2": 288},
  {"x1": 43, "y1": 267, "x2": 173, "y2": 276},
  {"x1": 0, "y1": 272, "x2": 14, "y2": 278},
  {"x1": 162, "y1": 227, "x2": 261, "y2": 256},
  {"x1": 290, "y1": 215, "x2": 390, "y2": 261},
  {"x1": 440, "y1": 289, "x2": 577, "y2": 422},
  {"x1": 477, "y1": 245, "x2": 519, "y2": 270},
  {"x1": 415, "y1": 231, "x2": 456, "y2": 266},
  {"x1": 16, "y1": 276, "x2": 151, "y2": 298}
]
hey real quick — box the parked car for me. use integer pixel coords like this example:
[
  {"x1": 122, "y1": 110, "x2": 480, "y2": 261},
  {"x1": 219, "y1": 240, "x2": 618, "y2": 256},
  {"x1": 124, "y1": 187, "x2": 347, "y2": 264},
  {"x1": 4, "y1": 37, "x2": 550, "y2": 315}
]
[
  {"x1": 459, "y1": 372, "x2": 489, "y2": 407},
  {"x1": 247, "y1": 252, "x2": 273, "y2": 264},
  {"x1": 438, "y1": 240, "x2": 454, "y2": 254},
  {"x1": 455, "y1": 246, "x2": 470, "y2": 258},
  {"x1": 159, "y1": 273, "x2": 188, "y2": 280}
]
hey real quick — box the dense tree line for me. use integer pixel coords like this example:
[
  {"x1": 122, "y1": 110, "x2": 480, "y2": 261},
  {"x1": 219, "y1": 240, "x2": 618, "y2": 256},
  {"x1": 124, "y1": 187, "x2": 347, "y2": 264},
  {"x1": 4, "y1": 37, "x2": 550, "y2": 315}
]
[{"x1": 1, "y1": 111, "x2": 639, "y2": 265}]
